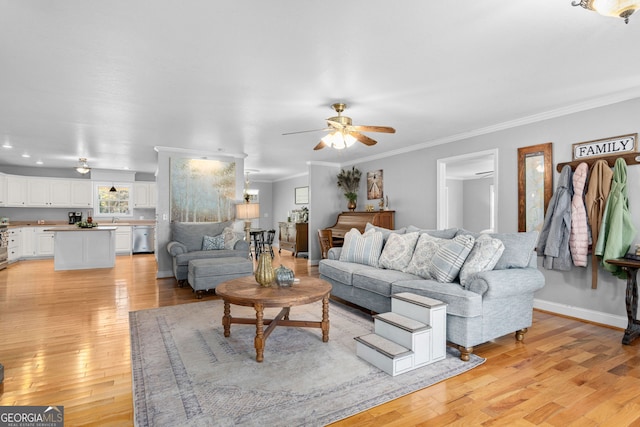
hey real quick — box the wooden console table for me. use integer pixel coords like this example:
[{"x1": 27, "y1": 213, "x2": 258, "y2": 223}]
[{"x1": 606, "y1": 258, "x2": 640, "y2": 345}]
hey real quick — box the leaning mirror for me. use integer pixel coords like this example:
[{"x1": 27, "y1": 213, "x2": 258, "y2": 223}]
[{"x1": 518, "y1": 142, "x2": 552, "y2": 233}]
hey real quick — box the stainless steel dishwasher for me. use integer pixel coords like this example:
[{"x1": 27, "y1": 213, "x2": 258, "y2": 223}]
[{"x1": 132, "y1": 225, "x2": 155, "y2": 253}]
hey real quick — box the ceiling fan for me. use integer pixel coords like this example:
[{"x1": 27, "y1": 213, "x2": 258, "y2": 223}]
[{"x1": 283, "y1": 103, "x2": 396, "y2": 150}]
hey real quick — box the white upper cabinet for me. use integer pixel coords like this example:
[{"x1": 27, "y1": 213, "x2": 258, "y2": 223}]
[
  {"x1": 0, "y1": 174, "x2": 6, "y2": 206},
  {"x1": 7, "y1": 175, "x2": 28, "y2": 206},
  {"x1": 27, "y1": 178, "x2": 71, "y2": 207},
  {"x1": 133, "y1": 182, "x2": 156, "y2": 208},
  {"x1": 70, "y1": 180, "x2": 93, "y2": 208}
]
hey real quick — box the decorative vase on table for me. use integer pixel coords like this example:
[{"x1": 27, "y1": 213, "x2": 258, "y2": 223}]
[
  {"x1": 347, "y1": 198, "x2": 357, "y2": 211},
  {"x1": 255, "y1": 252, "x2": 275, "y2": 287},
  {"x1": 275, "y1": 264, "x2": 295, "y2": 287}
]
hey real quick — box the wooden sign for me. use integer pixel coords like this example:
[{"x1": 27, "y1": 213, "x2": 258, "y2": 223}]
[{"x1": 572, "y1": 133, "x2": 637, "y2": 161}]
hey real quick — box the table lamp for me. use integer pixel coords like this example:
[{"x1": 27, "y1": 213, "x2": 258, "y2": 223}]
[{"x1": 235, "y1": 201, "x2": 260, "y2": 243}]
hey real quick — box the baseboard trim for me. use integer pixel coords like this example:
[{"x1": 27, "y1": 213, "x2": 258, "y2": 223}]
[
  {"x1": 156, "y1": 270, "x2": 173, "y2": 279},
  {"x1": 534, "y1": 298, "x2": 627, "y2": 329}
]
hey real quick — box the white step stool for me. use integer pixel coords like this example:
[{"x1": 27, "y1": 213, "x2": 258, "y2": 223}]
[{"x1": 355, "y1": 293, "x2": 447, "y2": 376}]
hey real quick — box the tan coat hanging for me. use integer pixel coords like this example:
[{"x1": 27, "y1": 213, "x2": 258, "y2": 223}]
[{"x1": 584, "y1": 159, "x2": 613, "y2": 288}]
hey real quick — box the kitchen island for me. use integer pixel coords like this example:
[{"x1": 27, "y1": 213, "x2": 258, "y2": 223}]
[{"x1": 44, "y1": 226, "x2": 117, "y2": 271}]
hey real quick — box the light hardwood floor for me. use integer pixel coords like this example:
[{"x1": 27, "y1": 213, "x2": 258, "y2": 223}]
[{"x1": 1, "y1": 253, "x2": 639, "y2": 426}]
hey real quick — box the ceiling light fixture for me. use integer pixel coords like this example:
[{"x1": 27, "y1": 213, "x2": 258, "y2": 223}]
[
  {"x1": 321, "y1": 131, "x2": 358, "y2": 150},
  {"x1": 75, "y1": 157, "x2": 91, "y2": 174},
  {"x1": 2, "y1": 142, "x2": 12, "y2": 149},
  {"x1": 572, "y1": 0, "x2": 640, "y2": 23}
]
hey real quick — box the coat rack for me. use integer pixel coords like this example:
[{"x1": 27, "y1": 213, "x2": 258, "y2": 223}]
[
  {"x1": 556, "y1": 152, "x2": 640, "y2": 172},
  {"x1": 554, "y1": 151, "x2": 639, "y2": 289}
]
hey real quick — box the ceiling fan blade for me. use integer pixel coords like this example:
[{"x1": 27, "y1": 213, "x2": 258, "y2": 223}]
[
  {"x1": 351, "y1": 132, "x2": 377, "y2": 146},
  {"x1": 313, "y1": 140, "x2": 327, "y2": 150},
  {"x1": 352, "y1": 125, "x2": 396, "y2": 134},
  {"x1": 282, "y1": 128, "x2": 331, "y2": 136}
]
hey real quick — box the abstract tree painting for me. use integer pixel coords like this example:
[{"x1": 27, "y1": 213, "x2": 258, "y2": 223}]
[{"x1": 170, "y1": 158, "x2": 236, "y2": 222}]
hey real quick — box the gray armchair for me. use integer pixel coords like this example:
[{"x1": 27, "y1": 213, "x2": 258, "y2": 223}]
[{"x1": 166, "y1": 221, "x2": 250, "y2": 284}]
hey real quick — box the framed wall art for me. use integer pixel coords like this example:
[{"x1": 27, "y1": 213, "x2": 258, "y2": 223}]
[
  {"x1": 518, "y1": 142, "x2": 552, "y2": 233},
  {"x1": 170, "y1": 158, "x2": 236, "y2": 222},
  {"x1": 367, "y1": 169, "x2": 383, "y2": 200},
  {"x1": 295, "y1": 186, "x2": 309, "y2": 204}
]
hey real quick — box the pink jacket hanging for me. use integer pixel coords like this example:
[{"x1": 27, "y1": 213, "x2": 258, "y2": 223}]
[{"x1": 569, "y1": 162, "x2": 589, "y2": 266}]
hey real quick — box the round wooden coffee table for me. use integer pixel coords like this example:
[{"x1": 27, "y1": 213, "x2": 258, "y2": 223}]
[{"x1": 215, "y1": 276, "x2": 332, "y2": 362}]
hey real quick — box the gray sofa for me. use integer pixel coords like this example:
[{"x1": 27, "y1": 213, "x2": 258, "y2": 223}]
[
  {"x1": 166, "y1": 221, "x2": 250, "y2": 284},
  {"x1": 319, "y1": 225, "x2": 545, "y2": 360}
]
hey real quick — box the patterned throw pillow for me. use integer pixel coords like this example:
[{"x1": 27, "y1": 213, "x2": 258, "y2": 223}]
[
  {"x1": 403, "y1": 233, "x2": 442, "y2": 278},
  {"x1": 339, "y1": 228, "x2": 384, "y2": 267},
  {"x1": 378, "y1": 232, "x2": 419, "y2": 271},
  {"x1": 404, "y1": 234, "x2": 475, "y2": 282},
  {"x1": 459, "y1": 234, "x2": 505, "y2": 287},
  {"x1": 222, "y1": 227, "x2": 242, "y2": 250},
  {"x1": 202, "y1": 234, "x2": 225, "y2": 251},
  {"x1": 428, "y1": 234, "x2": 475, "y2": 283}
]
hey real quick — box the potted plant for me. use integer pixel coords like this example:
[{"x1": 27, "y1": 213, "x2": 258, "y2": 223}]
[{"x1": 337, "y1": 166, "x2": 362, "y2": 211}]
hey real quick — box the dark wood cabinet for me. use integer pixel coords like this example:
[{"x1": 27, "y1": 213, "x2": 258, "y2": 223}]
[{"x1": 278, "y1": 222, "x2": 308, "y2": 256}]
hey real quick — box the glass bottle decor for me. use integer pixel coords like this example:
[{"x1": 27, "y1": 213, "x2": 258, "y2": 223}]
[{"x1": 255, "y1": 252, "x2": 275, "y2": 287}]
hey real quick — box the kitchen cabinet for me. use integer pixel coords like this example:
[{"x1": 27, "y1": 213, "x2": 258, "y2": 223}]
[
  {"x1": 8, "y1": 228, "x2": 22, "y2": 262},
  {"x1": 27, "y1": 178, "x2": 72, "y2": 207},
  {"x1": 115, "y1": 226, "x2": 132, "y2": 254},
  {"x1": 278, "y1": 222, "x2": 308, "y2": 257},
  {"x1": 70, "y1": 180, "x2": 93, "y2": 208},
  {"x1": 35, "y1": 228, "x2": 55, "y2": 256},
  {"x1": 7, "y1": 175, "x2": 27, "y2": 206},
  {"x1": 133, "y1": 182, "x2": 156, "y2": 208},
  {"x1": 0, "y1": 174, "x2": 6, "y2": 206},
  {"x1": 20, "y1": 227, "x2": 55, "y2": 258}
]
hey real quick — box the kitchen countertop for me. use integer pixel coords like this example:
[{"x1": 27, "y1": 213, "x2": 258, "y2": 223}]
[
  {"x1": 44, "y1": 226, "x2": 118, "y2": 232},
  {"x1": 6, "y1": 220, "x2": 156, "y2": 228}
]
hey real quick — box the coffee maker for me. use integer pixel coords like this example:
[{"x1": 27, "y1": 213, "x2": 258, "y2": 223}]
[{"x1": 68, "y1": 212, "x2": 82, "y2": 224}]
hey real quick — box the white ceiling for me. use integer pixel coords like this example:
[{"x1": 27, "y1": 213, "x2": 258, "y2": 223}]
[{"x1": 2, "y1": 1, "x2": 640, "y2": 182}]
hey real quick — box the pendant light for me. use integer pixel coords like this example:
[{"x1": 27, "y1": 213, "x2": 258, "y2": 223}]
[{"x1": 75, "y1": 158, "x2": 91, "y2": 174}]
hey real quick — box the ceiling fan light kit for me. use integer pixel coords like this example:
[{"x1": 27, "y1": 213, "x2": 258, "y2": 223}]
[
  {"x1": 285, "y1": 102, "x2": 395, "y2": 151},
  {"x1": 75, "y1": 157, "x2": 91, "y2": 174},
  {"x1": 572, "y1": 0, "x2": 640, "y2": 23}
]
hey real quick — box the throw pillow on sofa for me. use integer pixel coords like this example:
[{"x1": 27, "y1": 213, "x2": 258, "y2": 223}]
[
  {"x1": 222, "y1": 227, "x2": 243, "y2": 250},
  {"x1": 202, "y1": 234, "x2": 225, "y2": 250},
  {"x1": 339, "y1": 228, "x2": 384, "y2": 267},
  {"x1": 458, "y1": 234, "x2": 505, "y2": 287},
  {"x1": 378, "y1": 232, "x2": 419, "y2": 271},
  {"x1": 365, "y1": 222, "x2": 407, "y2": 242},
  {"x1": 404, "y1": 233, "x2": 475, "y2": 282}
]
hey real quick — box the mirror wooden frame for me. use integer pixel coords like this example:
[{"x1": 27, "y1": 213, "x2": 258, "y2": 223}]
[{"x1": 518, "y1": 142, "x2": 553, "y2": 232}]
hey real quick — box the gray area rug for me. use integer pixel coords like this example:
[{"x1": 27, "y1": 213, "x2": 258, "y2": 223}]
[{"x1": 130, "y1": 299, "x2": 485, "y2": 426}]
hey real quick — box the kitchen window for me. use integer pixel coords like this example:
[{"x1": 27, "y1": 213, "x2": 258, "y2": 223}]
[{"x1": 95, "y1": 183, "x2": 132, "y2": 217}]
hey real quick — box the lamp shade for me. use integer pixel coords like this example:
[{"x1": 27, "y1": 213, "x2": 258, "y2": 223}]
[{"x1": 236, "y1": 203, "x2": 260, "y2": 220}]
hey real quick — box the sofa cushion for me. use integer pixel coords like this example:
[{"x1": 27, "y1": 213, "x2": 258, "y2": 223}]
[
  {"x1": 459, "y1": 234, "x2": 505, "y2": 287},
  {"x1": 405, "y1": 226, "x2": 459, "y2": 239},
  {"x1": 171, "y1": 221, "x2": 232, "y2": 252},
  {"x1": 175, "y1": 249, "x2": 245, "y2": 266},
  {"x1": 202, "y1": 234, "x2": 225, "y2": 250},
  {"x1": 457, "y1": 230, "x2": 538, "y2": 270},
  {"x1": 391, "y1": 279, "x2": 483, "y2": 318},
  {"x1": 365, "y1": 222, "x2": 407, "y2": 242},
  {"x1": 222, "y1": 227, "x2": 243, "y2": 250},
  {"x1": 339, "y1": 228, "x2": 384, "y2": 267},
  {"x1": 378, "y1": 232, "x2": 419, "y2": 271},
  {"x1": 404, "y1": 233, "x2": 442, "y2": 279},
  {"x1": 318, "y1": 259, "x2": 363, "y2": 286},
  {"x1": 352, "y1": 267, "x2": 421, "y2": 298},
  {"x1": 427, "y1": 234, "x2": 475, "y2": 282},
  {"x1": 404, "y1": 233, "x2": 475, "y2": 282}
]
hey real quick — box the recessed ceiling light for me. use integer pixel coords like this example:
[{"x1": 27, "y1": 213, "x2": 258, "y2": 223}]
[
  {"x1": 21, "y1": 153, "x2": 31, "y2": 158},
  {"x1": 36, "y1": 160, "x2": 43, "y2": 165},
  {"x1": 2, "y1": 142, "x2": 12, "y2": 149}
]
